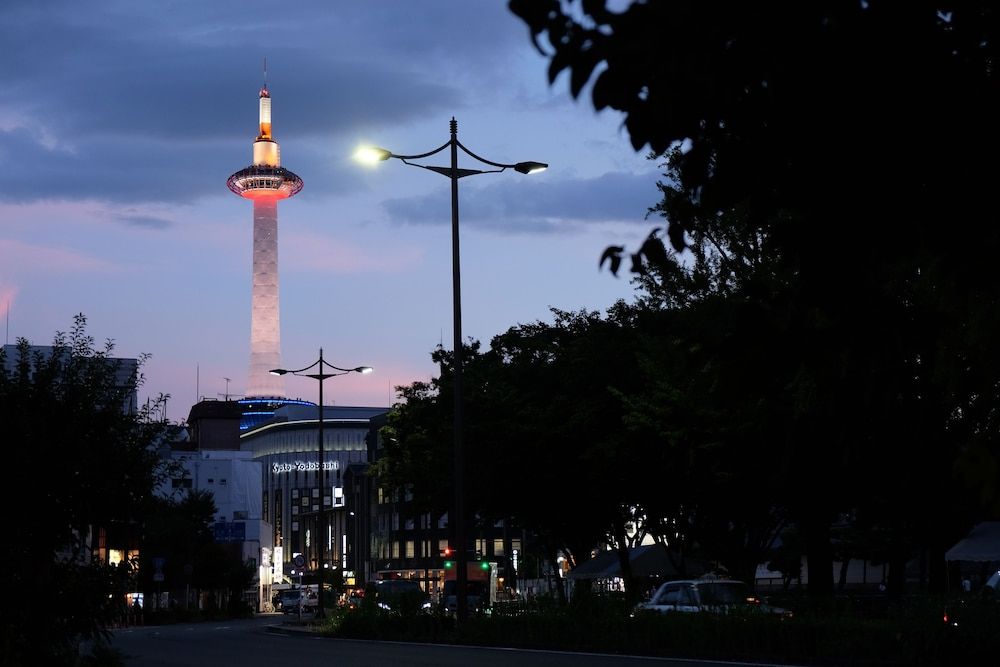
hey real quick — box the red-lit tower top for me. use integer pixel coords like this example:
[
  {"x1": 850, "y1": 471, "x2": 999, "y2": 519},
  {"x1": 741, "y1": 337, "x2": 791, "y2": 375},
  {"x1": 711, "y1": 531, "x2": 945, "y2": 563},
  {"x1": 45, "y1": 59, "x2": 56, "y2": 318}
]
[{"x1": 227, "y1": 84, "x2": 303, "y2": 200}]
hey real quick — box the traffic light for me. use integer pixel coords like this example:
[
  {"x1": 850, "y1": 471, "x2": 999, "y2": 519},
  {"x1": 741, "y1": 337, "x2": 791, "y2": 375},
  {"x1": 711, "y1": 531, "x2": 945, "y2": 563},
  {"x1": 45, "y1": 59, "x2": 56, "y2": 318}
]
[
  {"x1": 442, "y1": 545, "x2": 454, "y2": 569},
  {"x1": 480, "y1": 561, "x2": 490, "y2": 571}
]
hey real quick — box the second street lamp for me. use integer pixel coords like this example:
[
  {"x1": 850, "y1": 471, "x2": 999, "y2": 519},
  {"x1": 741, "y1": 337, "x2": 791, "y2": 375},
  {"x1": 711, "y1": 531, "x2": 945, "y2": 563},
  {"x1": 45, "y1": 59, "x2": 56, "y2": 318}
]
[
  {"x1": 356, "y1": 119, "x2": 546, "y2": 622},
  {"x1": 270, "y1": 349, "x2": 372, "y2": 619}
]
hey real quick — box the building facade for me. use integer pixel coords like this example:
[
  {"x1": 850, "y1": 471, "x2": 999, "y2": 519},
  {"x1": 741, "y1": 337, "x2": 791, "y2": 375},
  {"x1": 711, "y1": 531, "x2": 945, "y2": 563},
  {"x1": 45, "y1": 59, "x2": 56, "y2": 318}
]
[
  {"x1": 178, "y1": 397, "x2": 532, "y2": 605},
  {"x1": 238, "y1": 403, "x2": 387, "y2": 588}
]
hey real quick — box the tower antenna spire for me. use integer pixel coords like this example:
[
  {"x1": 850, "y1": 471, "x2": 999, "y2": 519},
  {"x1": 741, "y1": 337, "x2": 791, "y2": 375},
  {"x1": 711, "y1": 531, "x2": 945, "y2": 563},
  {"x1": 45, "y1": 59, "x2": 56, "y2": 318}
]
[{"x1": 263, "y1": 57, "x2": 267, "y2": 91}]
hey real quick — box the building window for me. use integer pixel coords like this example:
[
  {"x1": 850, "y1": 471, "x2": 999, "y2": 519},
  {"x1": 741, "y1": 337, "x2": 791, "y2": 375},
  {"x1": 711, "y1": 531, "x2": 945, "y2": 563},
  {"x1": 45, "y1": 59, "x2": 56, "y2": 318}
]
[
  {"x1": 404, "y1": 518, "x2": 414, "y2": 531},
  {"x1": 493, "y1": 539, "x2": 504, "y2": 556},
  {"x1": 219, "y1": 479, "x2": 227, "y2": 486},
  {"x1": 391, "y1": 541, "x2": 400, "y2": 559},
  {"x1": 438, "y1": 539, "x2": 449, "y2": 555},
  {"x1": 405, "y1": 541, "x2": 415, "y2": 558}
]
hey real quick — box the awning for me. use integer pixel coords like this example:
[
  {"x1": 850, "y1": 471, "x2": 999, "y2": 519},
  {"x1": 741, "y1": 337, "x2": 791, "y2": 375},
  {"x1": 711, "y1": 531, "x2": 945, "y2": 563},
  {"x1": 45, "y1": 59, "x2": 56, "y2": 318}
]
[
  {"x1": 946, "y1": 522, "x2": 1000, "y2": 562},
  {"x1": 568, "y1": 545, "x2": 707, "y2": 580}
]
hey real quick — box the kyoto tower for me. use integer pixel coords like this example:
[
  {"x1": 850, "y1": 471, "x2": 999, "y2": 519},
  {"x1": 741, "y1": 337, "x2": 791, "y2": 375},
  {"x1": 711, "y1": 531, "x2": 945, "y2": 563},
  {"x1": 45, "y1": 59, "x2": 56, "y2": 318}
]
[{"x1": 227, "y1": 78, "x2": 303, "y2": 398}]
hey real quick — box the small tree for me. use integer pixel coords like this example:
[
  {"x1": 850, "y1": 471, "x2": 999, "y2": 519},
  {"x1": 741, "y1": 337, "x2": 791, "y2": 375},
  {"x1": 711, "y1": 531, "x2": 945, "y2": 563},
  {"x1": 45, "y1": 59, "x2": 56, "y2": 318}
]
[{"x1": 0, "y1": 314, "x2": 171, "y2": 664}]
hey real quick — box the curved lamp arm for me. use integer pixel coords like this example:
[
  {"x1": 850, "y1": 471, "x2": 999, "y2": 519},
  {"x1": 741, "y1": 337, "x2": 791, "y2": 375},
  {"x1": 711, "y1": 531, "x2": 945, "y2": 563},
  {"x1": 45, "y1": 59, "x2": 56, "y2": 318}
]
[
  {"x1": 269, "y1": 349, "x2": 373, "y2": 378},
  {"x1": 355, "y1": 135, "x2": 547, "y2": 176}
]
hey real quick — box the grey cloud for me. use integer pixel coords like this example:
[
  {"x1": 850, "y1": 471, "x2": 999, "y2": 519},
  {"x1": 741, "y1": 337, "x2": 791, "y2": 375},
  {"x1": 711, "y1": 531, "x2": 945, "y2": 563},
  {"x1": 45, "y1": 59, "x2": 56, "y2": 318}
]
[
  {"x1": 1, "y1": 0, "x2": 517, "y2": 143},
  {"x1": 113, "y1": 212, "x2": 173, "y2": 230},
  {"x1": 0, "y1": 0, "x2": 556, "y2": 206},
  {"x1": 382, "y1": 171, "x2": 662, "y2": 234},
  {"x1": 0, "y1": 126, "x2": 370, "y2": 204}
]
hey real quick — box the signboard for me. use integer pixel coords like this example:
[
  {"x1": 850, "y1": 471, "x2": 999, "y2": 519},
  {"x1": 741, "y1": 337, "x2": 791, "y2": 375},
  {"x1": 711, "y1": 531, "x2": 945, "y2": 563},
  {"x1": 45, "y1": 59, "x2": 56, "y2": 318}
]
[
  {"x1": 273, "y1": 546, "x2": 283, "y2": 581},
  {"x1": 213, "y1": 521, "x2": 246, "y2": 543}
]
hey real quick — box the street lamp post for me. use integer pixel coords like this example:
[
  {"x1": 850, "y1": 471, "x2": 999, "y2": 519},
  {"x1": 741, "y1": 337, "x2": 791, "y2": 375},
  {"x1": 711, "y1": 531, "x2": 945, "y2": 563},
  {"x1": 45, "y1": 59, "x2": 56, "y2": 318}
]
[
  {"x1": 356, "y1": 120, "x2": 546, "y2": 622},
  {"x1": 271, "y1": 349, "x2": 372, "y2": 619}
]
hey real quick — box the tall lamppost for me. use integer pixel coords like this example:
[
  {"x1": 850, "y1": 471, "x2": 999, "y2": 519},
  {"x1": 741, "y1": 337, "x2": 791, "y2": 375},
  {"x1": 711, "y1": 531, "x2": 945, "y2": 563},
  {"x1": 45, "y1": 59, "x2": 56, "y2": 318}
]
[
  {"x1": 270, "y1": 348, "x2": 372, "y2": 619},
  {"x1": 356, "y1": 119, "x2": 546, "y2": 622}
]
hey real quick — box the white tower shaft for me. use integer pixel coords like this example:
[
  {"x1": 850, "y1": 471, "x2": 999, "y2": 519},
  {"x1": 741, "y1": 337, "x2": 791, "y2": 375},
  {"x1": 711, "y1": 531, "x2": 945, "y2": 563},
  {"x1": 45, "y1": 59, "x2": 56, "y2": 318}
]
[{"x1": 248, "y1": 199, "x2": 284, "y2": 397}]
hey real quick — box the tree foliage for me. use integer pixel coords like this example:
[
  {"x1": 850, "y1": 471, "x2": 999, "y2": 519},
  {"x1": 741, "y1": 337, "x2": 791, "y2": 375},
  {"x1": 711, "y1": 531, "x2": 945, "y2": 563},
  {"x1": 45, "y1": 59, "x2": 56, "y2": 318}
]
[
  {"x1": 136, "y1": 486, "x2": 258, "y2": 617},
  {"x1": 511, "y1": 0, "x2": 1000, "y2": 595},
  {"x1": 0, "y1": 314, "x2": 172, "y2": 663}
]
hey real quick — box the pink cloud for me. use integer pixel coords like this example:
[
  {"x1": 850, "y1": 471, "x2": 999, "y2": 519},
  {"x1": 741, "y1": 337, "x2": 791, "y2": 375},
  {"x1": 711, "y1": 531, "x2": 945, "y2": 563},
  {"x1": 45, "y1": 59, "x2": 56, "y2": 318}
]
[
  {"x1": 0, "y1": 239, "x2": 114, "y2": 273},
  {"x1": 284, "y1": 231, "x2": 423, "y2": 274},
  {"x1": 0, "y1": 285, "x2": 17, "y2": 318}
]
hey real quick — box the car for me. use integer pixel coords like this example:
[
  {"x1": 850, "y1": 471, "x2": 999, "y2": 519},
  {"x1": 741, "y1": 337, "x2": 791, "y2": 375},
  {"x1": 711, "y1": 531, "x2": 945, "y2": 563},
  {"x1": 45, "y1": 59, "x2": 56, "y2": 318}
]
[
  {"x1": 372, "y1": 579, "x2": 432, "y2": 614},
  {"x1": 631, "y1": 578, "x2": 791, "y2": 618},
  {"x1": 440, "y1": 580, "x2": 490, "y2": 615},
  {"x1": 278, "y1": 588, "x2": 318, "y2": 614}
]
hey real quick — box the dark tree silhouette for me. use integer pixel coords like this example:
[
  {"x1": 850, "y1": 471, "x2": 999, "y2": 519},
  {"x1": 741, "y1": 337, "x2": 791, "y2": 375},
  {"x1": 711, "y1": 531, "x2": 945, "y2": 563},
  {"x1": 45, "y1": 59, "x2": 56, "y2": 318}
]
[
  {"x1": 0, "y1": 314, "x2": 171, "y2": 663},
  {"x1": 511, "y1": 1, "x2": 1000, "y2": 596}
]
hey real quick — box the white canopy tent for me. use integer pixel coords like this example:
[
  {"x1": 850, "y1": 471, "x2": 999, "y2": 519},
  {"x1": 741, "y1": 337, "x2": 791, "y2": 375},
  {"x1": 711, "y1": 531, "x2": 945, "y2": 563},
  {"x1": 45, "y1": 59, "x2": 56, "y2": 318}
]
[{"x1": 946, "y1": 522, "x2": 1000, "y2": 562}]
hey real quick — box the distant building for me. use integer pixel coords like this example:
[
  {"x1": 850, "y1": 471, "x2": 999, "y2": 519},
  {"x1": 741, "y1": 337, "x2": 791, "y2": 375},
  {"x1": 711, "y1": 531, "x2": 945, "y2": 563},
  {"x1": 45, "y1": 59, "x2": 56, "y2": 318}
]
[
  {"x1": 173, "y1": 399, "x2": 389, "y2": 595},
  {"x1": 1, "y1": 343, "x2": 139, "y2": 415},
  {"x1": 161, "y1": 399, "x2": 275, "y2": 611},
  {"x1": 175, "y1": 395, "x2": 532, "y2": 605},
  {"x1": 239, "y1": 403, "x2": 388, "y2": 588}
]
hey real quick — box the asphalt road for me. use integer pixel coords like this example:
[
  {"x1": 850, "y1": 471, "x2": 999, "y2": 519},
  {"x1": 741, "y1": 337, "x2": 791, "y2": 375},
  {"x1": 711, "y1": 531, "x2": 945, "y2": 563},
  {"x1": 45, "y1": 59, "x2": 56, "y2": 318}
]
[{"x1": 109, "y1": 615, "x2": 802, "y2": 667}]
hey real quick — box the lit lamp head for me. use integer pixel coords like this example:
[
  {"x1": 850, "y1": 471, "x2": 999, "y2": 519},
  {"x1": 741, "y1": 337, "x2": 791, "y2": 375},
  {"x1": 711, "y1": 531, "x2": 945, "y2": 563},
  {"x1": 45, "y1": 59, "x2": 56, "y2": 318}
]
[
  {"x1": 269, "y1": 368, "x2": 288, "y2": 376},
  {"x1": 355, "y1": 366, "x2": 374, "y2": 375},
  {"x1": 353, "y1": 146, "x2": 392, "y2": 166},
  {"x1": 514, "y1": 161, "x2": 548, "y2": 175}
]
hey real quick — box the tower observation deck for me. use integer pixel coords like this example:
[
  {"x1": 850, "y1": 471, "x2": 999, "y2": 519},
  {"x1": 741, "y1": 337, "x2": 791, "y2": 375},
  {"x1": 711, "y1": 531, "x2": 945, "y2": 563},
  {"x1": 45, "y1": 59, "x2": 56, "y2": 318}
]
[{"x1": 228, "y1": 83, "x2": 303, "y2": 398}]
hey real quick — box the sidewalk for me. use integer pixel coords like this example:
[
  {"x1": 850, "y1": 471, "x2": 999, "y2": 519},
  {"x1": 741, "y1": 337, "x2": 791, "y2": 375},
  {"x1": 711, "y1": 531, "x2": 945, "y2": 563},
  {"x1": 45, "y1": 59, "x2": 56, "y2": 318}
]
[{"x1": 262, "y1": 612, "x2": 325, "y2": 637}]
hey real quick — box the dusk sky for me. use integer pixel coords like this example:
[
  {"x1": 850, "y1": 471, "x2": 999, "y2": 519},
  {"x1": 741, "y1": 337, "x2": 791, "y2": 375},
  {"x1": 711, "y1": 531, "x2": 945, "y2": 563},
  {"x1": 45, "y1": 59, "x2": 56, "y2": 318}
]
[{"x1": 1, "y1": 0, "x2": 659, "y2": 419}]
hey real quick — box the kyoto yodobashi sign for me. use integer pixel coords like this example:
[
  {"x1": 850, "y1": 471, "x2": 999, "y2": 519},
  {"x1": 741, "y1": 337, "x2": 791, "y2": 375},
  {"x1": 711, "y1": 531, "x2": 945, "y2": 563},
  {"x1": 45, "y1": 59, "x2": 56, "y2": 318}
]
[
  {"x1": 213, "y1": 521, "x2": 246, "y2": 543},
  {"x1": 272, "y1": 460, "x2": 339, "y2": 474}
]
